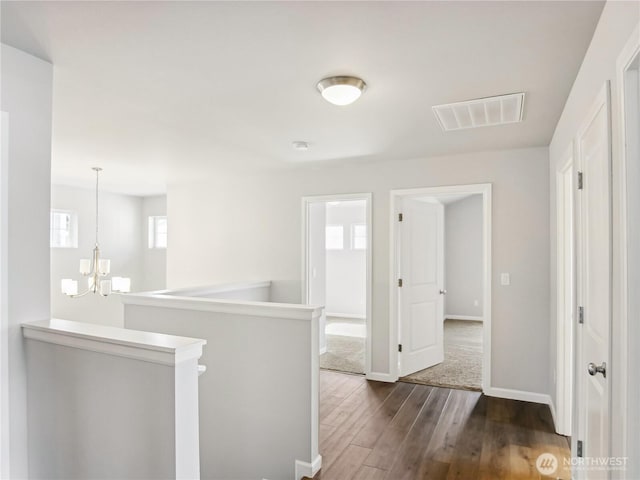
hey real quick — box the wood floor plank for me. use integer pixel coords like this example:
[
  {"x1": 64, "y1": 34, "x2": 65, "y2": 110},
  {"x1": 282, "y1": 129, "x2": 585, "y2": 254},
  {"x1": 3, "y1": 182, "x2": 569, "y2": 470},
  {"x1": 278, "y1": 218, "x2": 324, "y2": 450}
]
[
  {"x1": 319, "y1": 444, "x2": 371, "y2": 480},
  {"x1": 319, "y1": 373, "x2": 353, "y2": 421},
  {"x1": 320, "y1": 373, "x2": 365, "y2": 424},
  {"x1": 351, "y1": 382, "x2": 415, "y2": 449},
  {"x1": 320, "y1": 381, "x2": 397, "y2": 471},
  {"x1": 507, "y1": 444, "x2": 539, "y2": 479},
  {"x1": 322, "y1": 380, "x2": 394, "y2": 427},
  {"x1": 320, "y1": 423, "x2": 338, "y2": 445},
  {"x1": 478, "y1": 417, "x2": 512, "y2": 480},
  {"x1": 525, "y1": 403, "x2": 572, "y2": 480},
  {"x1": 363, "y1": 384, "x2": 433, "y2": 470},
  {"x1": 385, "y1": 388, "x2": 452, "y2": 480},
  {"x1": 479, "y1": 398, "x2": 552, "y2": 480},
  {"x1": 445, "y1": 394, "x2": 487, "y2": 480},
  {"x1": 415, "y1": 459, "x2": 451, "y2": 480},
  {"x1": 425, "y1": 388, "x2": 480, "y2": 464},
  {"x1": 352, "y1": 465, "x2": 386, "y2": 480},
  {"x1": 319, "y1": 370, "x2": 351, "y2": 398}
]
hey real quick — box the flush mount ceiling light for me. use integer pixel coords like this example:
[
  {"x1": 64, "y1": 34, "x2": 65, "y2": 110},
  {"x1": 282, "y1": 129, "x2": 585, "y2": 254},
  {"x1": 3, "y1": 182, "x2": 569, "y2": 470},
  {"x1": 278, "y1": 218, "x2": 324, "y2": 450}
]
[{"x1": 316, "y1": 76, "x2": 367, "y2": 106}]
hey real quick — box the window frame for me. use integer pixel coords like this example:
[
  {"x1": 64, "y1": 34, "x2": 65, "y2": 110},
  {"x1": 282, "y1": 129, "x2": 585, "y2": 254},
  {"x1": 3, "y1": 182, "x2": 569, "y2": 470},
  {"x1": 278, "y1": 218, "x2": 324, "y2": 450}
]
[
  {"x1": 351, "y1": 223, "x2": 367, "y2": 250},
  {"x1": 50, "y1": 209, "x2": 78, "y2": 249},
  {"x1": 325, "y1": 224, "x2": 344, "y2": 251},
  {"x1": 148, "y1": 215, "x2": 168, "y2": 249}
]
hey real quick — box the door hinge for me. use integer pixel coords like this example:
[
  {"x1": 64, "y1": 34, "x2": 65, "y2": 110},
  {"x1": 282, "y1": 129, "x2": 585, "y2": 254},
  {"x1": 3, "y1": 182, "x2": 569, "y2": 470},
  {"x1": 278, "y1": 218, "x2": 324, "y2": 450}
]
[
  {"x1": 398, "y1": 213, "x2": 404, "y2": 222},
  {"x1": 578, "y1": 171, "x2": 584, "y2": 190},
  {"x1": 398, "y1": 278, "x2": 403, "y2": 287},
  {"x1": 578, "y1": 306, "x2": 584, "y2": 324},
  {"x1": 398, "y1": 344, "x2": 403, "y2": 353},
  {"x1": 577, "y1": 440, "x2": 583, "y2": 457}
]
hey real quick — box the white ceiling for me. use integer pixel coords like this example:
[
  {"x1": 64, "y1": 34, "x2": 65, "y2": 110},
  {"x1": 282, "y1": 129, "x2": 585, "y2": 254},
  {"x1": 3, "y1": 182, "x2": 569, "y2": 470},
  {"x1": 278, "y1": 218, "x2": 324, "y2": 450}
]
[{"x1": 1, "y1": 1, "x2": 604, "y2": 196}]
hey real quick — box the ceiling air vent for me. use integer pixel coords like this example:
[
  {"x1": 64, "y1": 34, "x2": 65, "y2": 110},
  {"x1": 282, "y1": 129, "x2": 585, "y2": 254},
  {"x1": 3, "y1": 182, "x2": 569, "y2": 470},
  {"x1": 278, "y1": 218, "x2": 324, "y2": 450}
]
[{"x1": 432, "y1": 92, "x2": 525, "y2": 131}]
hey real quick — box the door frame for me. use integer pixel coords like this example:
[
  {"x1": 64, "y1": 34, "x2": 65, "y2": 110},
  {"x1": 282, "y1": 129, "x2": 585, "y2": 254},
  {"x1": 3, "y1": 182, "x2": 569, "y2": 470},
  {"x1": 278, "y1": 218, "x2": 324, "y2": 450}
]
[
  {"x1": 301, "y1": 193, "x2": 373, "y2": 376},
  {"x1": 573, "y1": 81, "x2": 612, "y2": 470},
  {"x1": 389, "y1": 183, "x2": 492, "y2": 389},
  {"x1": 616, "y1": 23, "x2": 640, "y2": 470},
  {"x1": 0, "y1": 111, "x2": 8, "y2": 478},
  {"x1": 555, "y1": 143, "x2": 575, "y2": 436}
]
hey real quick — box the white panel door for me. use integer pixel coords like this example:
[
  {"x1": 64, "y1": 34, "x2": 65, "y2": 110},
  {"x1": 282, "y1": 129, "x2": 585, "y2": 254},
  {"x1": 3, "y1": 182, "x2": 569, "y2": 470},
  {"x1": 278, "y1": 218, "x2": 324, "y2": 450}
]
[
  {"x1": 399, "y1": 198, "x2": 444, "y2": 376},
  {"x1": 576, "y1": 84, "x2": 611, "y2": 479}
]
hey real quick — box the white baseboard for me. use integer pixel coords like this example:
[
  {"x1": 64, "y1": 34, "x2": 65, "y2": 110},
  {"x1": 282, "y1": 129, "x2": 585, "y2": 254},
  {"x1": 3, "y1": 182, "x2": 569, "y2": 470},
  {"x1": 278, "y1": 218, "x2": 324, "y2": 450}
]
[
  {"x1": 295, "y1": 455, "x2": 322, "y2": 480},
  {"x1": 484, "y1": 386, "x2": 551, "y2": 405},
  {"x1": 366, "y1": 371, "x2": 398, "y2": 383},
  {"x1": 445, "y1": 315, "x2": 483, "y2": 321},
  {"x1": 326, "y1": 312, "x2": 366, "y2": 320}
]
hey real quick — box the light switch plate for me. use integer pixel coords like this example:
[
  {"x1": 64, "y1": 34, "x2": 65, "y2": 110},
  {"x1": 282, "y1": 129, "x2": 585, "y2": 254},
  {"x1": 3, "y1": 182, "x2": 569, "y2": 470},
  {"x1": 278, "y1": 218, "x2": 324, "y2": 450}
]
[{"x1": 501, "y1": 273, "x2": 510, "y2": 286}]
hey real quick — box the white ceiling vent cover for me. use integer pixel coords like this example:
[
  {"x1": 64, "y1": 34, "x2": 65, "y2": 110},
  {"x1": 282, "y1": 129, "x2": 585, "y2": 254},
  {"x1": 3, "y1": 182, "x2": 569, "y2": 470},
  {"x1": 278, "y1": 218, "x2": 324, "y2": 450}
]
[{"x1": 432, "y1": 92, "x2": 525, "y2": 132}]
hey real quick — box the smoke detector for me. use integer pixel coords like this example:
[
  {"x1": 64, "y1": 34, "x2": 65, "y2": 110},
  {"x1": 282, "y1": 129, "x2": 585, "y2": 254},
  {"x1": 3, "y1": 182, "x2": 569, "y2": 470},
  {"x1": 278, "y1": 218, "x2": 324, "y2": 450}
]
[{"x1": 292, "y1": 141, "x2": 310, "y2": 151}]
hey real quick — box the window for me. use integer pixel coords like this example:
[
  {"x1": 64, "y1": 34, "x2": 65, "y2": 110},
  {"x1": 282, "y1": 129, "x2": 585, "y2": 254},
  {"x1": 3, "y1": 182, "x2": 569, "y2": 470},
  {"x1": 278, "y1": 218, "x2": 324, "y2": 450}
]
[
  {"x1": 351, "y1": 224, "x2": 367, "y2": 250},
  {"x1": 148, "y1": 216, "x2": 167, "y2": 249},
  {"x1": 325, "y1": 225, "x2": 344, "y2": 250},
  {"x1": 50, "y1": 210, "x2": 78, "y2": 248}
]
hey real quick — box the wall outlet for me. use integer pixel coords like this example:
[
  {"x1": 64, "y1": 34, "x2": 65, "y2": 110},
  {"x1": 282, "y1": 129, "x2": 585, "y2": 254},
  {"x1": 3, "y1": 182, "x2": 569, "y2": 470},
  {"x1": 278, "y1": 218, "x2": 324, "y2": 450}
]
[{"x1": 500, "y1": 273, "x2": 510, "y2": 286}]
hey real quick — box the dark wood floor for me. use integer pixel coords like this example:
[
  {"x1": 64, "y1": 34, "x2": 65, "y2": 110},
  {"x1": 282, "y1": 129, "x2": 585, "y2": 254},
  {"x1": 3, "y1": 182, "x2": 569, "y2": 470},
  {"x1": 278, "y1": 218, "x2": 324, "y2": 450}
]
[{"x1": 310, "y1": 370, "x2": 570, "y2": 480}]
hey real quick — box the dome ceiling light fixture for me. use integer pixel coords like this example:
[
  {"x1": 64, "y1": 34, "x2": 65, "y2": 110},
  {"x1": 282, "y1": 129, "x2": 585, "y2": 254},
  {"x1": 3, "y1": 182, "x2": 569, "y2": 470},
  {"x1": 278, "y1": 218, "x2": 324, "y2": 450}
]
[{"x1": 316, "y1": 76, "x2": 367, "y2": 106}]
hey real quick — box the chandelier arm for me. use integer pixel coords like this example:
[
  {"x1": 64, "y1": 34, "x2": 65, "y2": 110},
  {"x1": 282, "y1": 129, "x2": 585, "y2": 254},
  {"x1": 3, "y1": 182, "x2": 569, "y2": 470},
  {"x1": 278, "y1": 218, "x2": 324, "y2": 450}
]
[{"x1": 68, "y1": 288, "x2": 93, "y2": 299}]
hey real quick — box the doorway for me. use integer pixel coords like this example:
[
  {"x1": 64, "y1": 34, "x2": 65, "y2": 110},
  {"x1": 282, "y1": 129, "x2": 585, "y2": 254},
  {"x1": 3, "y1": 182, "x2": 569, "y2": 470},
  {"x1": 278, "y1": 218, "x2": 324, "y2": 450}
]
[
  {"x1": 302, "y1": 194, "x2": 372, "y2": 376},
  {"x1": 0, "y1": 111, "x2": 8, "y2": 476},
  {"x1": 573, "y1": 83, "x2": 612, "y2": 476},
  {"x1": 390, "y1": 184, "x2": 491, "y2": 391},
  {"x1": 556, "y1": 145, "x2": 575, "y2": 437},
  {"x1": 618, "y1": 24, "x2": 639, "y2": 476}
]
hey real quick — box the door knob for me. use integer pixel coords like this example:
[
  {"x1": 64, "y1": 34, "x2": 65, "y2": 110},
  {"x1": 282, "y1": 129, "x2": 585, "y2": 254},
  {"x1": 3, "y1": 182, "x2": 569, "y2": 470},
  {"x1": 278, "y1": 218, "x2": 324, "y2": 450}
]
[
  {"x1": 439, "y1": 289, "x2": 447, "y2": 295},
  {"x1": 587, "y1": 362, "x2": 606, "y2": 378}
]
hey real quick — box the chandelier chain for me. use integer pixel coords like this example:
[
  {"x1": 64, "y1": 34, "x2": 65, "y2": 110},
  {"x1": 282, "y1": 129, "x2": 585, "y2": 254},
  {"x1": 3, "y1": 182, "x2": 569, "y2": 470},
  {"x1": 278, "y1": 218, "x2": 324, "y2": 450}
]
[{"x1": 93, "y1": 167, "x2": 101, "y2": 247}]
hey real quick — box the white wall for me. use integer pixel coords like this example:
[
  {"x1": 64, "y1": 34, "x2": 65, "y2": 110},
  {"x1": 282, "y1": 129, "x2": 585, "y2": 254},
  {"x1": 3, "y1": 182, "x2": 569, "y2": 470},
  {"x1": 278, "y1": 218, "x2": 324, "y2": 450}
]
[
  {"x1": 325, "y1": 201, "x2": 366, "y2": 317},
  {"x1": 50, "y1": 185, "x2": 144, "y2": 327},
  {"x1": 0, "y1": 44, "x2": 53, "y2": 479},
  {"x1": 141, "y1": 195, "x2": 167, "y2": 291},
  {"x1": 547, "y1": 1, "x2": 639, "y2": 462},
  {"x1": 168, "y1": 146, "x2": 550, "y2": 394},
  {"x1": 445, "y1": 195, "x2": 483, "y2": 319}
]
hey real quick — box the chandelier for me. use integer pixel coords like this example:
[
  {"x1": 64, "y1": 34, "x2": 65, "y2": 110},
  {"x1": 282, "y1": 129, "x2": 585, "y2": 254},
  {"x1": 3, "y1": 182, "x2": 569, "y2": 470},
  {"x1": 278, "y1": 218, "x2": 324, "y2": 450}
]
[{"x1": 61, "y1": 167, "x2": 131, "y2": 297}]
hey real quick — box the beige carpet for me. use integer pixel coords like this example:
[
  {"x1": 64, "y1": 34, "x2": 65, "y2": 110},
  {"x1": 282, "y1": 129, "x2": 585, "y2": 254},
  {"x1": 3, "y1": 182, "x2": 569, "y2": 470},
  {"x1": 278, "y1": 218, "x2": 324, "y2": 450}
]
[
  {"x1": 320, "y1": 317, "x2": 365, "y2": 374},
  {"x1": 400, "y1": 319, "x2": 483, "y2": 391},
  {"x1": 320, "y1": 334, "x2": 365, "y2": 374}
]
